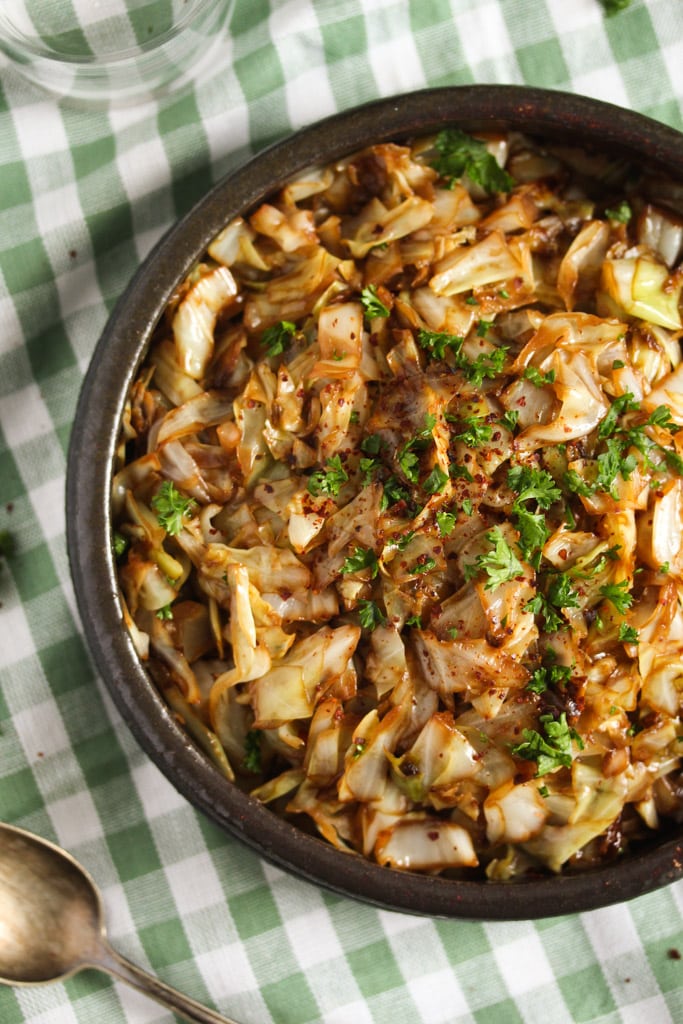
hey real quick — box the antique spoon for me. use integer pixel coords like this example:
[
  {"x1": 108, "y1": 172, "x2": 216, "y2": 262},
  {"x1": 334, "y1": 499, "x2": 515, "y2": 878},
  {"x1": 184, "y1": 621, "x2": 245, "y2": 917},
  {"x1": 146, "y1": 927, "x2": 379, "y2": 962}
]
[{"x1": 0, "y1": 822, "x2": 239, "y2": 1023}]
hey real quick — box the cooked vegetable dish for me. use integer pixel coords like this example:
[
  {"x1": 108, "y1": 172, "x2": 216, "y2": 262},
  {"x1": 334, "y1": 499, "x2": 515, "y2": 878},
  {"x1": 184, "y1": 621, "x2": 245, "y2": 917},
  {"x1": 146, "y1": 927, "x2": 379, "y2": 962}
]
[{"x1": 114, "y1": 128, "x2": 683, "y2": 878}]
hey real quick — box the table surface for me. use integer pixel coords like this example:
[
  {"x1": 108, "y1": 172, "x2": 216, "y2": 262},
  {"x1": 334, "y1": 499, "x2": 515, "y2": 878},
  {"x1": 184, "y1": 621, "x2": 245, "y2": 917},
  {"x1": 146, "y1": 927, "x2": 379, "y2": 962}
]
[{"x1": 1, "y1": 1, "x2": 683, "y2": 1022}]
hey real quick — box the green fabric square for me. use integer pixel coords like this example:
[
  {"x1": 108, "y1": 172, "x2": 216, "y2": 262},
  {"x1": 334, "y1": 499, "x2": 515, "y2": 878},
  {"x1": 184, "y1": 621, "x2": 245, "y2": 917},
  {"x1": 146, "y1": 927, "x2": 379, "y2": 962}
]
[
  {"x1": 107, "y1": 822, "x2": 161, "y2": 882},
  {"x1": 12, "y1": 541, "x2": 60, "y2": 603},
  {"x1": 0, "y1": 446, "x2": 25, "y2": 505},
  {"x1": 321, "y1": 16, "x2": 367, "y2": 61},
  {"x1": 262, "y1": 970, "x2": 319, "y2": 1024},
  {"x1": 558, "y1": 963, "x2": 617, "y2": 1020},
  {"x1": 516, "y1": 38, "x2": 569, "y2": 88},
  {"x1": 646, "y1": 937, "x2": 683, "y2": 993},
  {"x1": 346, "y1": 939, "x2": 404, "y2": 998},
  {"x1": 157, "y1": 91, "x2": 204, "y2": 135},
  {"x1": 437, "y1": 920, "x2": 491, "y2": 963},
  {"x1": 2, "y1": 766, "x2": 45, "y2": 820},
  {"x1": 128, "y1": 0, "x2": 174, "y2": 46},
  {"x1": 26, "y1": 323, "x2": 77, "y2": 385},
  {"x1": 231, "y1": 0, "x2": 270, "y2": 35},
  {"x1": 605, "y1": 5, "x2": 658, "y2": 60},
  {"x1": 170, "y1": 166, "x2": 215, "y2": 222},
  {"x1": 85, "y1": 204, "x2": 135, "y2": 260},
  {"x1": 230, "y1": 886, "x2": 282, "y2": 939},
  {"x1": 71, "y1": 135, "x2": 117, "y2": 180},
  {"x1": 409, "y1": 0, "x2": 453, "y2": 31},
  {"x1": 139, "y1": 917, "x2": 193, "y2": 970},
  {"x1": 235, "y1": 44, "x2": 285, "y2": 102},
  {"x1": 38, "y1": 633, "x2": 93, "y2": 697},
  {"x1": 0, "y1": 989, "x2": 27, "y2": 1023},
  {"x1": 73, "y1": 732, "x2": 129, "y2": 791},
  {"x1": 3, "y1": 160, "x2": 33, "y2": 209},
  {"x1": 0, "y1": 238, "x2": 53, "y2": 296},
  {"x1": 474, "y1": 999, "x2": 525, "y2": 1024},
  {"x1": 56, "y1": 421, "x2": 72, "y2": 459}
]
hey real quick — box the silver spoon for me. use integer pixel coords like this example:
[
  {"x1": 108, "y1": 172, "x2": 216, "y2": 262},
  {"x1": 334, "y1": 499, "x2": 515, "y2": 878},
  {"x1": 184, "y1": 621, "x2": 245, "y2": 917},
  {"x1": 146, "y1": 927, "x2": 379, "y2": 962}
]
[{"x1": 0, "y1": 822, "x2": 240, "y2": 1024}]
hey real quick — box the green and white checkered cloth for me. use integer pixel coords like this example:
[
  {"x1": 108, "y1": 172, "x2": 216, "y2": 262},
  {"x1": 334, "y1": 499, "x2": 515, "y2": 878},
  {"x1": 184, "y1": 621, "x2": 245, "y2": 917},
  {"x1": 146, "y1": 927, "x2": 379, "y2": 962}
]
[{"x1": 1, "y1": 1, "x2": 683, "y2": 1021}]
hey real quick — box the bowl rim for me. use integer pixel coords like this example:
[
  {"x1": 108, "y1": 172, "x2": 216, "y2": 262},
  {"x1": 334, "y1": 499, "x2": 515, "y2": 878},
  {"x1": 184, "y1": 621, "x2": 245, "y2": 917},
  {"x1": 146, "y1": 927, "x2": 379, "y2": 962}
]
[{"x1": 67, "y1": 84, "x2": 683, "y2": 920}]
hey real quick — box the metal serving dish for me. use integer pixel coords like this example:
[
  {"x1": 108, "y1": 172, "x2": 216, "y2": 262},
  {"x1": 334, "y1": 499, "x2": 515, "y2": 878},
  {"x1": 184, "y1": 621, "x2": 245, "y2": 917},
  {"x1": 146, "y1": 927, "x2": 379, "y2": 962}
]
[{"x1": 66, "y1": 86, "x2": 683, "y2": 919}]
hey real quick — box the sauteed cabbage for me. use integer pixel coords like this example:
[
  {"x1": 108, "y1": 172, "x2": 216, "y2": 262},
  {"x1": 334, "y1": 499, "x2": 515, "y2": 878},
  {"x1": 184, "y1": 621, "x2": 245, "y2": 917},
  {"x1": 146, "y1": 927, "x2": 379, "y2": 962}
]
[{"x1": 114, "y1": 129, "x2": 683, "y2": 878}]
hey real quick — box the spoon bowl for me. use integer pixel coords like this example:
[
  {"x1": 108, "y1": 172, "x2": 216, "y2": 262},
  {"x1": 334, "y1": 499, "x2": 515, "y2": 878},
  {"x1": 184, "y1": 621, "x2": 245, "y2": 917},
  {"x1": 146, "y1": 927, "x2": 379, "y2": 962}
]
[{"x1": 0, "y1": 823, "x2": 238, "y2": 1024}]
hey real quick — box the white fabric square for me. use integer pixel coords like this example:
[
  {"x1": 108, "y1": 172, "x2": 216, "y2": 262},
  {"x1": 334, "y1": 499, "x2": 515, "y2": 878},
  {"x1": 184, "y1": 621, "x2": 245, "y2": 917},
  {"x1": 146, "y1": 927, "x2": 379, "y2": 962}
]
[
  {"x1": 33, "y1": 182, "x2": 81, "y2": 238},
  {"x1": 100, "y1": 880, "x2": 138, "y2": 941},
  {"x1": 17, "y1": 999, "x2": 80, "y2": 1024},
  {"x1": 164, "y1": 852, "x2": 224, "y2": 916},
  {"x1": 270, "y1": 0, "x2": 319, "y2": 37},
  {"x1": 490, "y1": 930, "x2": 555, "y2": 997},
  {"x1": 131, "y1": 756, "x2": 188, "y2": 821},
  {"x1": 378, "y1": 906, "x2": 429, "y2": 937},
  {"x1": 285, "y1": 64, "x2": 336, "y2": 131},
  {"x1": 407, "y1": 967, "x2": 471, "y2": 1023},
  {"x1": 582, "y1": 903, "x2": 641, "y2": 960},
  {"x1": 368, "y1": 33, "x2": 426, "y2": 97},
  {"x1": 454, "y1": 3, "x2": 513, "y2": 65},
  {"x1": 29, "y1": 478, "x2": 65, "y2": 541},
  {"x1": 283, "y1": 905, "x2": 344, "y2": 969},
  {"x1": 12, "y1": 697, "x2": 70, "y2": 760},
  {"x1": 0, "y1": 285, "x2": 25, "y2": 355},
  {"x1": 620, "y1": 994, "x2": 675, "y2": 1024},
  {"x1": 0, "y1": 603, "x2": 35, "y2": 666},
  {"x1": 547, "y1": 0, "x2": 602, "y2": 32},
  {"x1": 0, "y1": 380, "x2": 53, "y2": 448},
  {"x1": 569, "y1": 67, "x2": 631, "y2": 109},
  {"x1": 324, "y1": 1000, "x2": 375, "y2": 1024},
  {"x1": 116, "y1": 136, "x2": 171, "y2": 204},
  {"x1": 49, "y1": 790, "x2": 103, "y2": 848},
  {"x1": 196, "y1": 943, "x2": 260, "y2": 1000},
  {"x1": 11, "y1": 102, "x2": 70, "y2": 160}
]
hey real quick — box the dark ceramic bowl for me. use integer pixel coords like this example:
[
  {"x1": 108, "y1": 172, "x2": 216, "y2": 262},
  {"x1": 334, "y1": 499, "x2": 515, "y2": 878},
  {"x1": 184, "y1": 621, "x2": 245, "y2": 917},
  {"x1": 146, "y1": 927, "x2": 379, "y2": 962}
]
[{"x1": 67, "y1": 86, "x2": 683, "y2": 920}]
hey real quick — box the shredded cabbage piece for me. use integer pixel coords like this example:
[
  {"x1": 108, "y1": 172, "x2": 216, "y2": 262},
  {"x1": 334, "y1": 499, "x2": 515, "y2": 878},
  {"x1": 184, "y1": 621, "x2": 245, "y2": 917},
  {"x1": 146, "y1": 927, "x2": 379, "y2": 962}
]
[{"x1": 114, "y1": 130, "x2": 683, "y2": 879}]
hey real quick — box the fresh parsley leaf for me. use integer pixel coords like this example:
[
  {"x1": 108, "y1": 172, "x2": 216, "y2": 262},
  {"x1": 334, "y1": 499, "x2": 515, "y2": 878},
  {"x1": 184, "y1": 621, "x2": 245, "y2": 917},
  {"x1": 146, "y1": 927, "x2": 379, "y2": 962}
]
[
  {"x1": 462, "y1": 346, "x2": 508, "y2": 387},
  {"x1": 599, "y1": 579, "x2": 633, "y2": 614},
  {"x1": 605, "y1": 199, "x2": 632, "y2": 223},
  {"x1": 453, "y1": 416, "x2": 494, "y2": 447},
  {"x1": 508, "y1": 466, "x2": 562, "y2": 510},
  {"x1": 361, "y1": 433, "x2": 384, "y2": 455},
  {"x1": 381, "y1": 476, "x2": 412, "y2": 511},
  {"x1": 358, "y1": 599, "x2": 386, "y2": 630},
  {"x1": 522, "y1": 365, "x2": 556, "y2": 387},
  {"x1": 461, "y1": 498, "x2": 474, "y2": 516},
  {"x1": 563, "y1": 468, "x2": 594, "y2": 497},
  {"x1": 618, "y1": 622, "x2": 639, "y2": 644},
  {"x1": 405, "y1": 614, "x2": 422, "y2": 628},
  {"x1": 359, "y1": 456, "x2": 379, "y2": 484},
  {"x1": 398, "y1": 446, "x2": 420, "y2": 483},
  {"x1": 514, "y1": 507, "x2": 550, "y2": 565},
  {"x1": 242, "y1": 730, "x2": 262, "y2": 773},
  {"x1": 423, "y1": 465, "x2": 449, "y2": 494},
  {"x1": 308, "y1": 455, "x2": 349, "y2": 497},
  {"x1": 436, "y1": 510, "x2": 457, "y2": 536},
  {"x1": 511, "y1": 712, "x2": 583, "y2": 776},
  {"x1": 431, "y1": 128, "x2": 515, "y2": 194},
  {"x1": 156, "y1": 604, "x2": 174, "y2": 620},
  {"x1": 360, "y1": 284, "x2": 390, "y2": 319},
  {"x1": 476, "y1": 319, "x2": 494, "y2": 337},
  {"x1": 547, "y1": 572, "x2": 581, "y2": 611},
  {"x1": 601, "y1": 0, "x2": 632, "y2": 16},
  {"x1": 499, "y1": 409, "x2": 519, "y2": 432},
  {"x1": 449, "y1": 463, "x2": 474, "y2": 482},
  {"x1": 469, "y1": 527, "x2": 524, "y2": 590},
  {"x1": 341, "y1": 546, "x2": 379, "y2": 578},
  {"x1": 417, "y1": 328, "x2": 463, "y2": 360},
  {"x1": 525, "y1": 572, "x2": 580, "y2": 632},
  {"x1": 151, "y1": 480, "x2": 197, "y2": 536},
  {"x1": 113, "y1": 531, "x2": 129, "y2": 560},
  {"x1": 411, "y1": 557, "x2": 437, "y2": 575},
  {"x1": 396, "y1": 531, "x2": 415, "y2": 550},
  {"x1": 598, "y1": 392, "x2": 640, "y2": 439},
  {"x1": 261, "y1": 319, "x2": 296, "y2": 357},
  {"x1": 526, "y1": 662, "x2": 572, "y2": 695}
]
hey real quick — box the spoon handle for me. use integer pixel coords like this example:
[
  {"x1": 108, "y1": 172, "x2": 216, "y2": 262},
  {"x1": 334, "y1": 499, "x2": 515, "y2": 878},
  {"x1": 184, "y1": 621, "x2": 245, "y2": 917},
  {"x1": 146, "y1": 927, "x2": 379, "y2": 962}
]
[{"x1": 91, "y1": 939, "x2": 240, "y2": 1024}]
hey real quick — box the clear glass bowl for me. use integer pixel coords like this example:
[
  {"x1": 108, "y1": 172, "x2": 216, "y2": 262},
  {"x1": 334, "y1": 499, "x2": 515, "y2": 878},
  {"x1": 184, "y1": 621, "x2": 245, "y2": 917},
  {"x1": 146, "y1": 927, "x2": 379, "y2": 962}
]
[{"x1": 0, "y1": 0, "x2": 234, "y2": 105}]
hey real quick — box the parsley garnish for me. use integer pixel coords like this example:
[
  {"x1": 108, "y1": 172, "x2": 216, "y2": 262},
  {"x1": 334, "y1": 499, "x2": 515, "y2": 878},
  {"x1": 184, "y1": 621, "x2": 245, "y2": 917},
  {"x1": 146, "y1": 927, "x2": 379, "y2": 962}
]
[
  {"x1": 436, "y1": 510, "x2": 457, "y2": 536},
  {"x1": 113, "y1": 531, "x2": 129, "y2": 560},
  {"x1": 522, "y1": 366, "x2": 556, "y2": 387},
  {"x1": 405, "y1": 614, "x2": 422, "y2": 628},
  {"x1": 618, "y1": 622, "x2": 639, "y2": 644},
  {"x1": 242, "y1": 730, "x2": 262, "y2": 773},
  {"x1": 452, "y1": 415, "x2": 494, "y2": 448},
  {"x1": 341, "y1": 547, "x2": 379, "y2": 578},
  {"x1": 605, "y1": 200, "x2": 632, "y2": 223},
  {"x1": 358, "y1": 599, "x2": 386, "y2": 630},
  {"x1": 411, "y1": 557, "x2": 437, "y2": 575},
  {"x1": 360, "y1": 284, "x2": 390, "y2": 319},
  {"x1": 599, "y1": 579, "x2": 633, "y2": 614},
  {"x1": 511, "y1": 712, "x2": 584, "y2": 776},
  {"x1": 152, "y1": 480, "x2": 197, "y2": 536},
  {"x1": 397, "y1": 414, "x2": 436, "y2": 484},
  {"x1": 261, "y1": 319, "x2": 296, "y2": 357},
  {"x1": 525, "y1": 572, "x2": 580, "y2": 633},
  {"x1": 526, "y1": 662, "x2": 572, "y2": 695},
  {"x1": 417, "y1": 328, "x2": 508, "y2": 383},
  {"x1": 156, "y1": 604, "x2": 174, "y2": 620},
  {"x1": 381, "y1": 476, "x2": 412, "y2": 511},
  {"x1": 601, "y1": 0, "x2": 632, "y2": 16},
  {"x1": 396, "y1": 531, "x2": 415, "y2": 550},
  {"x1": 467, "y1": 527, "x2": 524, "y2": 590},
  {"x1": 431, "y1": 128, "x2": 515, "y2": 194},
  {"x1": 308, "y1": 455, "x2": 349, "y2": 497},
  {"x1": 423, "y1": 465, "x2": 449, "y2": 494},
  {"x1": 476, "y1": 319, "x2": 494, "y2": 337},
  {"x1": 508, "y1": 466, "x2": 561, "y2": 564},
  {"x1": 499, "y1": 409, "x2": 519, "y2": 433}
]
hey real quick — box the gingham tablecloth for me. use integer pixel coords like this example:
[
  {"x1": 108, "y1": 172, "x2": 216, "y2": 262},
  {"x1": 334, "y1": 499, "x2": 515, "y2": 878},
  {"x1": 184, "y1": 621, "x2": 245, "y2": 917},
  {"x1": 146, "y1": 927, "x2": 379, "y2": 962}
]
[{"x1": 1, "y1": 1, "x2": 683, "y2": 1022}]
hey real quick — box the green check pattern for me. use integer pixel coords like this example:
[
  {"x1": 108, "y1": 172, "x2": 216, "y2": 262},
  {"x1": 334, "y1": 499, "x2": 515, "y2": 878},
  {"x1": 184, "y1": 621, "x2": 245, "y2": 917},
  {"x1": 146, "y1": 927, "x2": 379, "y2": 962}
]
[{"x1": 1, "y1": 1, "x2": 683, "y2": 1021}]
